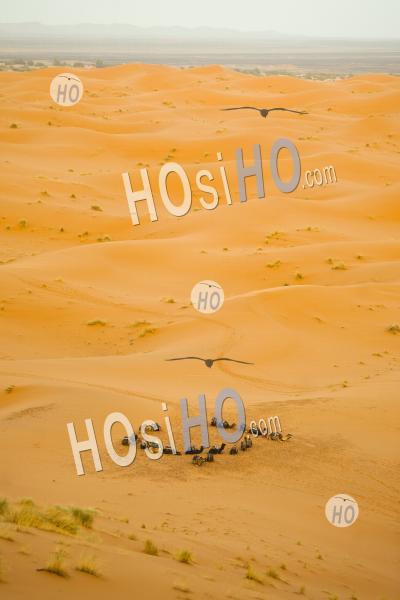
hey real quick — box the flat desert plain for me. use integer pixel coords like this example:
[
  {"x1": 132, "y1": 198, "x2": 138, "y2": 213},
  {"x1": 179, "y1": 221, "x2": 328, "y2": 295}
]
[{"x1": 0, "y1": 65, "x2": 399, "y2": 599}]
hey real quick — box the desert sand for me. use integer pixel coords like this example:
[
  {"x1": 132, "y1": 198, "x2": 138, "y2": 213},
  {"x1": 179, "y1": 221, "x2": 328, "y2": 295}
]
[{"x1": 0, "y1": 64, "x2": 399, "y2": 599}]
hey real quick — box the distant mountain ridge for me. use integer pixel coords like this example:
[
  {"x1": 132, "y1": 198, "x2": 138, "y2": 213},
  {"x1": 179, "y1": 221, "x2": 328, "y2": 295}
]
[{"x1": 0, "y1": 22, "x2": 308, "y2": 40}]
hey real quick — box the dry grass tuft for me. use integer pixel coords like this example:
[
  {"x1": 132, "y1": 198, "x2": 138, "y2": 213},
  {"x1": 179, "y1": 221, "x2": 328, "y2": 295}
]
[
  {"x1": 266, "y1": 567, "x2": 281, "y2": 580},
  {"x1": 172, "y1": 582, "x2": 190, "y2": 593},
  {"x1": 38, "y1": 548, "x2": 68, "y2": 577},
  {"x1": 175, "y1": 549, "x2": 193, "y2": 564},
  {"x1": 139, "y1": 328, "x2": 156, "y2": 338},
  {"x1": 143, "y1": 539, "x2": 158, "y2": 556},
  {"x1": 0, "y1": 497, "x2": 95, "y2": 536},
  {"x1": 86, "y1": 319, "x2": 107, "y2": 327},
  {"x1": 387, "y1": 323, "x2": 400, "y2": 334},
  {"x1": 266, "y1": 260, "x2": 282, "y2": 269},
  {"x1": 76, "y1": 555, "x2": 101, "y2": 577},
  {"x1": 245, "y1": 564, "x2": 264, "y2": 584},
  {"x1": 69, "y1": 507, "x2": 95, "y2": 528}
]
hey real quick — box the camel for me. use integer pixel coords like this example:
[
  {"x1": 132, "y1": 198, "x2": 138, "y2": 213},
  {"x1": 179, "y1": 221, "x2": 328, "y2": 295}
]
[
  {"x1": 121, "y1": 435, "x2": 137, "y2": 446},
  {"x1": 135, "y1": 438, "x2": 152, "y2": 449},
  {"x1": 145, "y1": 422, "x2": 161, "y2": 432},
  {"x1": 146, "y1": 440, "x2": 160, "y2": 449},
  {"x1": 210, "y1": 417, "x2": 235, "y2": 429},
  {"x1": 247, "y1": 424, "x2": 264, "y2": 436},
  {"x1": 185, "y1": 445, "x2": 204, "y2": 455},
  {"x1": 278, "y1": 433, "x2": 293, "y2": 441},
  {"x1": 163, "y1": 446, "x2": 181, "y2": 455},
  {"x1": 208, "y1": 443, "x2": 226, "y2": 455}
]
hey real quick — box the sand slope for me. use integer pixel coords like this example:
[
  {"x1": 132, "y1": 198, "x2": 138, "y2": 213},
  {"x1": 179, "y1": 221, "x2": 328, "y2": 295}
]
[{"x1": 0, "y1": 65, "x2": 399, "y2": 599}]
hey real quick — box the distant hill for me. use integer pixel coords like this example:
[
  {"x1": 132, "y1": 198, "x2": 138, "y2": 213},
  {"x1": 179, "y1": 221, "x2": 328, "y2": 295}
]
[
  {"x1": 0, "y1": 22, "x2": 302, "y2": 40},
  {"x1": 0, "y1": 22, "x2": 398, "y2": 73}
]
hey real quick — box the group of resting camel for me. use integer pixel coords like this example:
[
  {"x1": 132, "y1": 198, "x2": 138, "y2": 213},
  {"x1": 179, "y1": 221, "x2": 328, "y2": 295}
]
[{"x1": 121, "y1": 419, "x2": 292, "y2": 466}]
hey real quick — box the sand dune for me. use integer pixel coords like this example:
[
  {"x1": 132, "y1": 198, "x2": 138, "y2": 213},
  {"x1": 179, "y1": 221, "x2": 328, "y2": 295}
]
[{"x1": 0, "y1": 64, "x2": 399, "y2": 599}]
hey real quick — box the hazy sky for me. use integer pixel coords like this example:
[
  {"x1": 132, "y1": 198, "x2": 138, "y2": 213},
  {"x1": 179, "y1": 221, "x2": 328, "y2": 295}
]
[{"x1": 0, "y1": 0, "x2": 399, "y2": 38}]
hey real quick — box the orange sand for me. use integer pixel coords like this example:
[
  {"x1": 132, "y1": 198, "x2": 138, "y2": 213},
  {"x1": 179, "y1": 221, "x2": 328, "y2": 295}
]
[{"x1": 0, "y1": 64, "x2": 399, "y2": 599}]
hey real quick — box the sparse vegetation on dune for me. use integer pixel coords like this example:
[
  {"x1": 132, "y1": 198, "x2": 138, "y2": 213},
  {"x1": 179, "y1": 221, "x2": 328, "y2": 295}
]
[
  {"x1": 265, "y1": 231, "x2": 284, "y2": 243},
  {"x1": 75, "y1": 555, "x2": 101, "y2": 577},
  {"x1": 331, "y1": 261, "x2": 347, "y2": 270},
  {"x1": 387, "y1": 323, "x2": 400, "y2": 334},
  {"x1": 175, "y1": 549, "x2": 193, "y2": 564},
  {"x1": 0, "y1": 497, "x2": 95, "y2": 536},
  {"x1": 143, "y1": 539, "x2": 158, "y2": 556},
  {"x1": 38, "y1": 548, "x2": 68, "y2": 577},
  {"x1": 0, "y1": 499, "x2": 9, "y2": 515},
  {"x1": 172, "y1": 582, "x2": 190, "y2": 593},
  {"x1": 129, "y1": 320, "x2": 150, "y2": 327},
  {"x1": 139, "y1": 327, "x2": 156, "y2": 338},
  {"x1": 245, "y1": 564, "x2": 264, "y2": 584},
  {"x1": 266, "y1": 260, "x2": 282, "y2": 269},
  {"x1": 86, "y1": 319, "x2": 107, "y2": 327},
  {"x1": 266, "y1": 567, "x2": 281, "y2": 580},
  {"x1": 297, "y1": 585, "x2": 306, "y2": 595},
  {"x1": 69, "y1": 507, "x2": 95, "y2": 528}
]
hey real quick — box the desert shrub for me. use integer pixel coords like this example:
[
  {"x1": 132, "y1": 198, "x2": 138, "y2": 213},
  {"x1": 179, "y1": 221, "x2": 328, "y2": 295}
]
[
  {"x1": 3, "y1": 500, "x2": 94, "y2": 535},
  {"x1": 76, "y1": 555, "x2": 101, "y2": 577},
  {"x1": 69, "y1": 507, "x2": 95, "y2": 528},
  {"x1": 0, "y1": 498, "x2": 9, "y2": 516},
  {"x1": 139, "y1": 328, "x2": 156, "y2": 338},
  {"x1": 143, "y1": 539, "x2": 158, "y2": 556},
  {"x1": 245, "y1": 564, "x2": 263, "y2": 584},
  {"x1": 176, "y1": 549, "x2": 192, "y2": 564},
  {"x1": 266, "y1": 567, "x2": 280, "y2": 579},
  {"x1": 40, "y1": 548, "x2": 68, "y2": 577}
]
